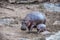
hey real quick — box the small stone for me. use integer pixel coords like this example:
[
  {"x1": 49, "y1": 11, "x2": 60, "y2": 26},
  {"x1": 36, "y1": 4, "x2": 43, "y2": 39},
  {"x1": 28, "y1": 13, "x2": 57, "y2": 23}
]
[
  {"x1": 41, "y1": 31, "x2": 52, "y2": 37},
  {"x1": 41, "y1": 31, "x2": 51, "y2": 35},
  {"x1": 19, "y1": 38, "x2": 30, "y2": 40},
  {"x1": 8, "y1": 0, "x2": 16, "y2": 3},
  {"x1": 33, "y1": 37, "x2": 45, "y2": 40},
  {"x1": 53, "y1": 21, "x2": 60, "y2": 25}
]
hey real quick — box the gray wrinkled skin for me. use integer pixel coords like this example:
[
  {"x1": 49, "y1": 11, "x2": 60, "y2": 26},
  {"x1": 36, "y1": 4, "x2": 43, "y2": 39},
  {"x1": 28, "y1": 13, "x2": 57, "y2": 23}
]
[
  {"x1": 26, "y1": 11, "x2": 46, "y2": 21},
  {"x1": 21, "y1": 11, "x2": 46, "y2": 33}
]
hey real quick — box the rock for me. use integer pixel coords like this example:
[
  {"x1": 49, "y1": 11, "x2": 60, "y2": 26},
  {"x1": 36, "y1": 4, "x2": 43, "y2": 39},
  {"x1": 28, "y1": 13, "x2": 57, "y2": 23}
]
[
  {"x1": 46, "y1": 31, "x2": 60, "y2": 40},
  {"x1": 33, "y1": 37, "x2": 45, "y2": 40},
  {"x1": 41, "y1": 31, "x2": 53, "y2": 37},
  {"x1": 19, "y1": 38, "x2": 30, "y2": 40},
  {"x1": 8, "y1": 0, "x2": 16, "y2": 3},
  {"x1": 8, "y1": 0, "x2": 50, "y2": 4},
  {"x1": 41, "y1": 31, "x2": 51, "y2": 35},
  {"x1": 53, "y1": 21, "x2": 60, "y2": 25},
  {"x1": 0, "y1": 18, "x2": 15, "y2": 25}
]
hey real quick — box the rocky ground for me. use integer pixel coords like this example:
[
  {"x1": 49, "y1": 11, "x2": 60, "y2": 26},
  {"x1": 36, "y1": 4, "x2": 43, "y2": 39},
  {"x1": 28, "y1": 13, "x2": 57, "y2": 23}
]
[{"x1": 0, "y1": 2, "x2": 60, "y2": 40}]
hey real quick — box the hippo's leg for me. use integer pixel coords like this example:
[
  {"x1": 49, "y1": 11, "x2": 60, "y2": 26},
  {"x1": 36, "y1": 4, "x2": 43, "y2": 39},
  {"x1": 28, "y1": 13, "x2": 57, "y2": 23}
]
[
  {"x1": 30, "y1": 22, "x2": 36, "y2": 32},
  {"x1": 28, "y1": 26, "x2": 31, "y2": 32},
  {"x1": 28, "y1": 24, "x2": 35, "y2": 33},
  {"x1": 43, "y1": 19, "x2": 46, "y2": 24},
  {"x1": 37, "y1": 29, "x2": 43, "y2": 33},
  {"x1": 28, "y1": 22, "x2": 36, "y2": 33},
  {"x1": 37, "y1": 29, "x2": 42, "y2": 33},
  {"x1": 30, "y1": 25, "x2": 35, "y2": 31},
  {"x1": 37, "y1": 29, "x2": 39, "y2": 33}
]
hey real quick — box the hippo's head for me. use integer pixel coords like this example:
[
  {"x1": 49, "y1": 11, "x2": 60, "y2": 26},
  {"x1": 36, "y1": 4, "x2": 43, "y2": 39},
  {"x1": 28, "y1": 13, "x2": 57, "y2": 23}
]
[
  {"x1": 21, "y1": 19, "x2": 30, "y2": 31},
  {"x1": 37, "y1": 24, "x2": 46, "y2": 33}
]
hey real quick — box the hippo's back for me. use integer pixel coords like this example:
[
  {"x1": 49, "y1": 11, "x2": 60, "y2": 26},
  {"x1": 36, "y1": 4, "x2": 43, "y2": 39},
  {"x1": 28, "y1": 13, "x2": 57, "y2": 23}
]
[{"x1": 25, "y1": 11, "x2": 46, "y2": 21}]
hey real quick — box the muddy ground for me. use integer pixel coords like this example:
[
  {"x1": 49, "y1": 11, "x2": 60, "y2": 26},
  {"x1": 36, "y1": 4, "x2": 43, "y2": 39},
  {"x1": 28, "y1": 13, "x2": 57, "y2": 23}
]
[{"x1": 0, "y1": 2, "x2": 60, "y2": 40}]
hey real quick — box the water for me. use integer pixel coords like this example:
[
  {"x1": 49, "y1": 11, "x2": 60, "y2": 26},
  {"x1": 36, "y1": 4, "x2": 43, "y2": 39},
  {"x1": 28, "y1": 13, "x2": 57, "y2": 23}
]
[
  {"x1": 44, "y1": 3, "x2": 60, "y2": 12},
  {"x1": 46, "y1": 31, "x2": 60, "y2": 40}
]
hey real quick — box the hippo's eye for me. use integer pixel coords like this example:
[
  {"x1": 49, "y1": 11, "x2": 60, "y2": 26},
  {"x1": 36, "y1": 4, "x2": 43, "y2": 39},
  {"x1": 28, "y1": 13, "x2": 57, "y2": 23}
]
[{"x1": 22, "y1": 21, "x2": 26, "y2": 25}]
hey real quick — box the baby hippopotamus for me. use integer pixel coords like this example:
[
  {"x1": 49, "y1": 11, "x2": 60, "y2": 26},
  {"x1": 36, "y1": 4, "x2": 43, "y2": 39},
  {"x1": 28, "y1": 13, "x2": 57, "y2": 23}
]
[
  {"x1": 37, "y1": 24, "x2": 46, "y2": 33},
  {"x1": 21, "y1": 11, "x2": 46, "y2": 33}
]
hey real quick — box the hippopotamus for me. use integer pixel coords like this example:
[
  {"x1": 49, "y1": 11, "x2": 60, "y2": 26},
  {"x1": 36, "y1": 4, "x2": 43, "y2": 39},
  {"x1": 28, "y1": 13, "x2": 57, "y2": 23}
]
[
  {"x1": 37, "y1": 24, "x2": 46, "y2": 33},
  {"x1": 21, "y1": 11, "x2": 46, "y2": 33}
]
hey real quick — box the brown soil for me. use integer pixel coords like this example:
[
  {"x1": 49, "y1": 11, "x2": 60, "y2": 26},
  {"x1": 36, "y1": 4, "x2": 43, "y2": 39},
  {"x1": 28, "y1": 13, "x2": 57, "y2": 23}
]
[{"x1": 0, "y1": 3, "x2": 60, "y2": 40}]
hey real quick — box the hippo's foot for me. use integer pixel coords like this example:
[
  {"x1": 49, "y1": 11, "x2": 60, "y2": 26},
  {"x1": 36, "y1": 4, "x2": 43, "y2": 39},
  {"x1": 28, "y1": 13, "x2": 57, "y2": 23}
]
[
  {"x1": 27, "y1": 28, "x2": 32, "y2": 33},
  {"x1": 37, "y1": 29, "x2": 44, "y2": 33},
  {"x1": 37, "y1": 30, "x2": 45, "y2": 34},
  {"x1": 28, "y1": 27, "x2": 32, "y2": 33},
  {"x1": 28, "y1": 29, "x2": 32, "y2": 33},
  {"x1": 37, "y1": 29, "x2": 40, "y2": 34}
]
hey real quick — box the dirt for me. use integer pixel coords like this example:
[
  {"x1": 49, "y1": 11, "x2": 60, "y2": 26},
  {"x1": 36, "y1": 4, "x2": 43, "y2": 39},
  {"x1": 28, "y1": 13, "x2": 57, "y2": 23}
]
[{"x1": 0, "y1": 3, "x2": 60, "y2": 40}]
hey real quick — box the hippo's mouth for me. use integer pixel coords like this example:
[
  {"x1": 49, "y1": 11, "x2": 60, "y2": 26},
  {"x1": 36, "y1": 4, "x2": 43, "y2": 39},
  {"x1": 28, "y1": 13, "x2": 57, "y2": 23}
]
[
  {"x1": 21, "y1": 26, "x2": 27, "y2": 31},
  {"x1": 21, "y1": 23, "x2": 27, "y2": 31}
]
